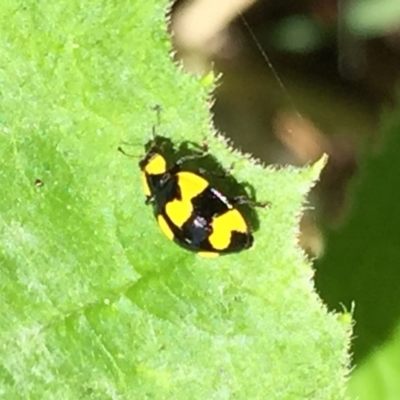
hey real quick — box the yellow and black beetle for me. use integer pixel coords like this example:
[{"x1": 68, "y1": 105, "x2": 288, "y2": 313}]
[{"x1": 120, "y1": 133, "x2": 267, "y2": 258}]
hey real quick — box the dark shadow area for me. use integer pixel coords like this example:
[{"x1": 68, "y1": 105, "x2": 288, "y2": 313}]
[{"x1": 314, "y1": 121, "x2": 400, "y2": 364}]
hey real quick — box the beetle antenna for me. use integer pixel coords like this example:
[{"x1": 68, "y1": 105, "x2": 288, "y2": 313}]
[
  {"x1": 117, "y1": 146, "x2": 140, "y2": 158},
  {"x1": 151, "y1": 104, "x2": 162, "y2": 141}
]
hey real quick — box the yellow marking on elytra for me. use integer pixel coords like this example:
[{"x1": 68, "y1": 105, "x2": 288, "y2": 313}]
[
  {"x1": 157, "y1": 215, "x2": 174, "y2": 241},
  {"x1": 141, "y1": 171, "x2": 151, "y2": 197},
  {"x1": 165, "y1": 200, "x2": 192, "y2": 228},
  {"x1": 141, "y1": 153, "x2": 167, "y2": 197},
  {"x1": 208, "y1": 209, "x2": 248, "y2": 250},
  {"x1": 177, "y1": 172, "x2": 209, "y2": 195},
  {"x1": 144, "y1": 153, "x2": 167, "y2": 175},
  {"x1": 166, "y1": 172, "x2": 209, "y2": 227},
  {"x1": 197, "y1": 251, "x2": 219, "y2": 258}
]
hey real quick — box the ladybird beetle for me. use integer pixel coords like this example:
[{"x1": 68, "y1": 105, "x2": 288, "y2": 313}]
[{"x1": 119, "y1": 133, "x2": 267, "y2": 258}]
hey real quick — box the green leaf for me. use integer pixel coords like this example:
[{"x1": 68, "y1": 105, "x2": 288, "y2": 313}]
[
  {"x1": 347, "y1": 322, "x2": 400, "y2": 399},
  {"x1": 0, "y1": 1, "x2": 350, "y2": 398}
]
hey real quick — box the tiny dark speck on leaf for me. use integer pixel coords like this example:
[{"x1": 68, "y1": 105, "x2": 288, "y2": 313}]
[{"x1": 34, "y1": 179, "x2": 44, "y2": 187}]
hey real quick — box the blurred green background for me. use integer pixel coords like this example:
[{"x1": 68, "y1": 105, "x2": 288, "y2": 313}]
[{"x1": 171, "y1": 0, "x2": 400, "y2": 398}]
